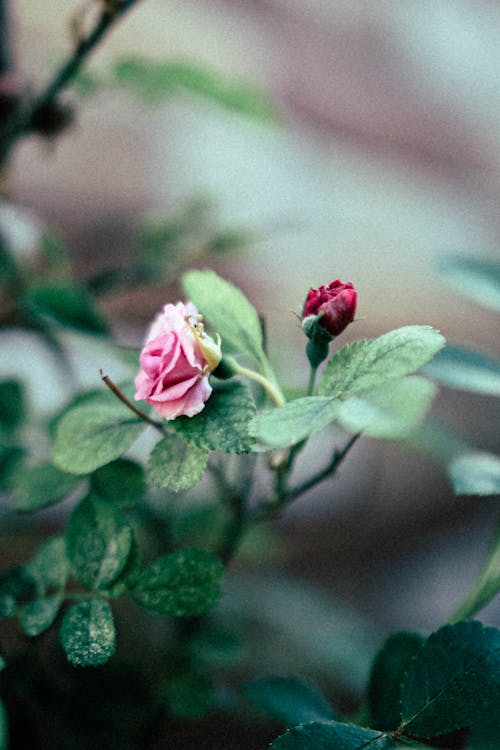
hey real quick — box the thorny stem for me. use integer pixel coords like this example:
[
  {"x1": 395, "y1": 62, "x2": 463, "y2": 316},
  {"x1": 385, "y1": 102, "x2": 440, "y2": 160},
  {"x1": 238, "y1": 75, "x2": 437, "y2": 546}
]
[
  {"x1": 0, "y1": 0, "x2": 143, "y2": 164},
  {"x1": 99, "y1": 369, "x2": 165, "y2": 434}
]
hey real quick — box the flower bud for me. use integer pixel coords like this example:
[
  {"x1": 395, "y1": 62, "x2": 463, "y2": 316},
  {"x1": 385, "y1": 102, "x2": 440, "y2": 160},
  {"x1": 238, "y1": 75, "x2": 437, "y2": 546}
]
[{"x1": 302, "y1": 280, "x2": 357, "y2": 368}]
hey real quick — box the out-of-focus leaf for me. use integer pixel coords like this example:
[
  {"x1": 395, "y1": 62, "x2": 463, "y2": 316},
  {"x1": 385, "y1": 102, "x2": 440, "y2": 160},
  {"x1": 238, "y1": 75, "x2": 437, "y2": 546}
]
[
  {"x1": 90, "y1": 458, "x2": 145, "y2": 507},
  {"x1": 424, "y1": 344, "x2": 500, "y2": 396},
  {"x1": 20, "y1": 594, "x2": 63, "y2": 637},
  {"x1": 439, "y1": 256, "x2": 500, "y2": 311},
  {"x1": 13, "y1": 462, "x2": 82, "y2": 512},
  {"x1": 0, "y1": 566, "x2": 36, "y2": 617},
  {"x1": 23, "y1": 283, "x2": 108, "y2": 334},
  {"x1": 244, "y1": 675, "x2": 335, "y2": 726},
  {"x1": 113, "y1": 57, "x2": 278, "y2": 123},
  {"x1": 451, "y1": 524, "x2": 500, "y2": 623},
  {"x1": 0, "y1": 380, "x2": 25, "y2": 435},
  {"x1": 25, "y1": 536, "x2": 69, "y2": 594},
  {"x1": 449, "y1": 451, "x2": 500, "y2": 496}
]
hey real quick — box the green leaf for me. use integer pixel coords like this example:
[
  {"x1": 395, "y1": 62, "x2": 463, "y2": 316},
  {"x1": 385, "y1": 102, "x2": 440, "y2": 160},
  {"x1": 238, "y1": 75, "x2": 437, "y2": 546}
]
[
  {"x1": 400, "y1": 621, "x2": 500, "y2": 738},
  {"x1": 0, "y1": 380, "x2": 25, "y2": 434},
  {"x1": 439, "y1": 256, "x2": 500, "y2": 312},
  {"x1": 129, "y1": 548, "x2": 224, "y2": 617},
  {"x1": 0, "y1": 445, "x2": 25, "y2": 491},
  {"x1": 113, "y1": 58, "x2": 278, "y2": 122},
  {"x1": 424, "y1": 344, "x2": 500, "y2": 396},
  {"x1": 244, "y1": 676, "x2": 335, "y2": 726},
  {"x1": 23, "y1": 282, "x2": 108, "y2": 334},
  {"x1": 53, "y1": 395, "x2": 146, "y2": 474},
  {"x1": 337, "y1": 377, "x2": 437, "y2": 439},
  {"x1": 0, "y1": 566, "x2": 36, "y2": 617},
  {"x1": 182, "y1": 269, "x2": 272, "y2": 376},
  {"x1": 20, "y1": 594, "x2": 63, "y2": 637},
  {"x1": 270, "y1": 721, "x2": 395, "y2": 749},
  {"x1": 451, "y1": 524, "x2": 500, "y2": 623},
  {"x1": 25, "y1": 535, "x2": 69, "y2": 593},
  {"x1": 170, "y1": 502, "x2": 230, "y2": 550},
  {"x1": 148, "y1": 433, "x2": 208, "y2": 491},
  {"x1": 13, "y1": 462, "x2": 82, "y2": 512},
  {"x1": 250, "y1": 397, "x2": 339, "y2": 449},
  {"x1": 368, "y1": 632, "x2": 425, "y2": 731},
  {"x1": 161, "y1": 668, "x2": 215, "y2": 720},
  {"x1": 90, "y1": 458, "x2": 145, "y2": 507},
  {"x1": 171, "y1": 380, "x2": 255, "y2": 453},
  {"x1": 0, "y1": 697, "x2": 7, "y2": 750},
  {"x1": 319, "y1": 326, "x2": 445, "y2": 399},
  {"x1": 60, "y1": 599, "x2": 116, "y2": 667},
  {"x1": 449, "y1": 451, "x2": 500, "y2": 496},
  {"x1": 66, "y1": 495, "x2": 134, "y2": 590}
]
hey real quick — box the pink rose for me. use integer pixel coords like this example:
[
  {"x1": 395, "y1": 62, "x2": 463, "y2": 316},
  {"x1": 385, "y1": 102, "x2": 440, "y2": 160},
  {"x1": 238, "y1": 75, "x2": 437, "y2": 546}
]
[
  {"x1": 302, "y1": 280, "x2": 357, "y2": 337},
  {"x1": 134, "y1": 301, "x2": 221, "y2": 420}
]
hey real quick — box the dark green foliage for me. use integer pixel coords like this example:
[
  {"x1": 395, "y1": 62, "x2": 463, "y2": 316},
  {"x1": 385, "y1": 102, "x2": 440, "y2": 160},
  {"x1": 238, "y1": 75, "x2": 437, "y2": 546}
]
[
  {"x1": 270, "y1": 721, "x2": 395, "y2": 749},
  {"x1": 12, "y1": 462, "x2": 82, "y2": 512},
  {"x1": 60, "y1": 599, "x2": 116, "y2": 667},
  {"x1": 0, "y1": 567, "x2": 36, "y2": 617},
  {"x1": 23, "y1": 283, "x2": 108, "y2": 334},
  {"x1": 90, "y1": 458, "x2": 145, "y2": 507},
  {"x1": 244, "y1": 675, "x2": 335, "y2": 726},
  {"x1": 0, "y1": 380, "x2": 25, "y2": 435},
  {"x1": 368, "y1": 632, "x2": 425, "y2": 731}
]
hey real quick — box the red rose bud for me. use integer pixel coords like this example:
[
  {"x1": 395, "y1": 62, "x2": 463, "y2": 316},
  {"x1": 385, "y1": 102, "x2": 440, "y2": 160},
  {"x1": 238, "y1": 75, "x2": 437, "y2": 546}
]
[{"x1": 302, "y1": 280, "x2": 357, "y2": 368}]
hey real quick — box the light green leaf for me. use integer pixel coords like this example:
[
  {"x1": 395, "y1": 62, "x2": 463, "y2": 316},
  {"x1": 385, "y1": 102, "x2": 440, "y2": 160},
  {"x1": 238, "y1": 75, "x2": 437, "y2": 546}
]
[
  {"x1": 250, "y1": 397, "x2": 339, "y2": 449},
  {"x1": 439, "y1": 256, "x2": 500, "y2": 312},
  {"x1": 319, "y1": 326, "x2": 445, "y2": 399},
  {"x1": 13, "y1": 462, "x2": 82, "y2": 512},
  {"x1": 60, "y1": 599, "x2": 116, "y2": 667},
  {"x1": 449, "y1": 451, "x2": 500, "y2": 496},
  {"x1": 66, "y1": 495, "x2": 133, "y2": 590},
  {"x1": 23, "y1": 283, "x2": 108, "y2": 334},
  {"x1": 129, "y1": 548, "x2": 224, "y2": 617},
  {"x1": 401, "y1": 621, "x2": 500, "y2": 738},
  {"x1": 451, "y1": 524, "x2": 500, "y2": 623},
  {"x1": 90, "y1": 458, "x2": 145, "y2": 507},
  {"x1": 244, "y1": 676, "x2": 335, "y2": 726},
  {"x1": 53, "y1": 395, "x2": 146, "y2": 474},
  {"x1": 337, "y1": 377, "x2": 437, "y2": 438},
  {"x1": 20, "y1": 594, "x2": 63, "y2": 637},
  {"x1": 25, "y1": 536, "x2": 69, "y2": 593},
  {"x1": 182, "y1": 269, "x2": 273, "y2": 378},
  {"x1": 171, "y1": 380, "x2": 255, "y2": 454},
  {"x1": 148, "y1": 434, "x2": 208, "y2": 491},
  {"x1": 424, "y1": 344, "x2": 500, "y2": 396},
  {"x1": 270, "y1": 721, "x2": 394, "y2": 749}
]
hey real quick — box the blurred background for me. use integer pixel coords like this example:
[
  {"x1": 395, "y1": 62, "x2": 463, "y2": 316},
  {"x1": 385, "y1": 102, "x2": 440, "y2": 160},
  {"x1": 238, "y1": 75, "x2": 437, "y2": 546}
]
[{"x1": 1, "y1": 1, "x2": 499, "y2": 741}]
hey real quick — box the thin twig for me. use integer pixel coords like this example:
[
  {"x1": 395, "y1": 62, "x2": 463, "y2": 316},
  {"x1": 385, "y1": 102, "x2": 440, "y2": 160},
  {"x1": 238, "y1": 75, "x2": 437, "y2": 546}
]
[
  {"x1": 99, "y1": 369, "x2": 165, "y2": 433},
  {"x1": 288, "y1": 432, "x2": 361, "y2": 501}
]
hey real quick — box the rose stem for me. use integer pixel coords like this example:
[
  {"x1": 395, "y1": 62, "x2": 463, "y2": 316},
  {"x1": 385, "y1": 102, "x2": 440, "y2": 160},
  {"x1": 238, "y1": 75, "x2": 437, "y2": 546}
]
[{"x1": 99, "y1": 370, "x2": 165, "y2": 433}]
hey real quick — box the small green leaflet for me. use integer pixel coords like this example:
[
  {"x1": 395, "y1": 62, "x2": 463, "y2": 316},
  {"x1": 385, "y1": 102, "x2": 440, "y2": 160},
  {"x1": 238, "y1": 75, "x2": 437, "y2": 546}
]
[
  {"x1": 53, "y1": 395, "x2": 146, "y2": 474},
  {"x1": 25, "y1": 535, "x2": 69, "y2": 594},
  {"x1": 13, "y1": 462, "x2": 82, "y2": 512},
  {"x1": 182, "y1": 269, "x2": 277, "y2": 385},
  {"x1": 23, "y1": 282, "x2": 108, "y2": 334},
  {"x1": 337, "y1": 377, "x2": 437, "y2": 438},
  {"x1": 60, "y1": 599, "x2": 116, "y2": 667},
  {"x1": 439, "y1": 256, "x2": 500, "y2": 312},
  {"x1": 424, "y1": 344, "x2": 500, "y2": 397},
  {"x1": 65, "y1": 495, "x2": 134, "y2": 590},
  {"x1": 20, "y1": 595, "x2": 63, "y2": 637},
  {"x1": 451, "y1": 524, "x2": 500, "y2": 623},
  {"x1": 269, "y1": 721, "x2": 395, "y2": 749},
  {"x1": 148, "y1": 433, "x2": 208, "y2": 491},
  {"x1": 400, "y1": 621, "x2": 500, "y2": 738},
  {"x1": 250, "y1": 397, "x2": 339, "y2": 448},
  {"x1": 319, "y1": 326, "x2": 445, "y2": 399},
  {"x1": 449, "y1": 451, "x2": 500, "y2": 496},
  {"x1": 368, "y1": 632, "x2": 425, "y2": 731},
  {"x1": 244, "y1": 675, "x2": 335, "y2": 726},
  {"x1": 171, "y1": 381, "x2": 255, "y2": 454},
  {"x1": 129, "y1": 548, "x2": 224, "y2": 617}
]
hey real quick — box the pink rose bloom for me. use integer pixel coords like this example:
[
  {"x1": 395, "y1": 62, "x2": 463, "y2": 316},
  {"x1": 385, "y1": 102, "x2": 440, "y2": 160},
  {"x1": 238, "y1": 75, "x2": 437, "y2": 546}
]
[{"x1": 135, "y1": 301, "x2": 220, "y2": 420}]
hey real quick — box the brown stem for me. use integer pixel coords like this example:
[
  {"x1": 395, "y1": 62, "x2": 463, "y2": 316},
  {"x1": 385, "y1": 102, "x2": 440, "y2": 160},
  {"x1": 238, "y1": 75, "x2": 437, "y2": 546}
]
[{"x1": 99, "y1": 369, "x2": 165, "y2": 433}]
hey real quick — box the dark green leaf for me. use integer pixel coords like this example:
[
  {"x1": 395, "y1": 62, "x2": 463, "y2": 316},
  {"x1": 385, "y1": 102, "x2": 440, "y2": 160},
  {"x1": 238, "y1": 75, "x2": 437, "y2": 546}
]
[
  {"x1": 148, "y1": 433, "x2": 208, "y2": 491},
  {"x1": 113, "y1": 58, "x2": 278, "y2": 122},
  {"x1": 424, "y1": 344, "x2": 500, "y2": 396},
  {"x1": 23, "y1": 282, "x2": 108, "y2": 334},
  {"x1": 172, "y1": 380, "x2": 255, "y2": 453},
  {"x1": 244, "y1": 676, "x2": 335, "y2": 726},
  {"x1": 270, "y1": 721, "x2": 395, "y2": 749},
  {"x1": 0, "y1": 697, "x2": 7, "y2": 750},
  {"x1": 182, "y1": 269, "x2": 276, "y2": 381},
  {"x1": 319, "y1": 326, "x2": 445, "y2": 399},
  {"x1": 170, "y1": 502, "x2": 230, "y2": 550},
  {"x1": 161, "y1": 668, "x2": 215, "y2": 720},
  {"x1": 60, "y1": 598, "x2": 116, "y2": 667},
  {"x1": 0, "y1": 566, "x2": 36, "y2": 617},
  {"x1": 449, "y1": 452, "x2": 500, "y2": 496},
  {"x1": 451, "y1": 524, "x2": 500, "y2": 623},
  {"x1": 90, "y1": 458, "x2": 145, "y2": 507},
  {"x1": 20, "y1": 594, "x2": 63, "y2": 636},
  {"x1": 368, "y1": 632, "x2": 425, "y2": 731},
  {"x1": 130, "y1": 548, "x2": 224, "y2": 616},
  {"x1": 0, "y1": 444, "x2": 25, "y2": 490},
  {"x1": 0, "y1": 380, "x2": 25, "y2": 434},
  {"x1": 439, "y1": 256, "x2": 500, "y2": 312},
  {"x1": 25, "y1": 535, "x2": 69, "y2": 593},
  {"x1": 53, "y1": 395, "x2": 146, "y2": 474},
  {"x1": 13, "y1": 462, "x2": 82, "y2": 512},
  {"x1": 337, "y1": 377, "x2": 437, "y2": 438},
  {"x1": 250, "y1": 397, "x2": 339, "y2": 449},
  {"x1": 401, "y1": 621, "x2": 500, "y2": 738},
  {"x1": 66, "y1": 495, "x2": 134, "y2": 590}
]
